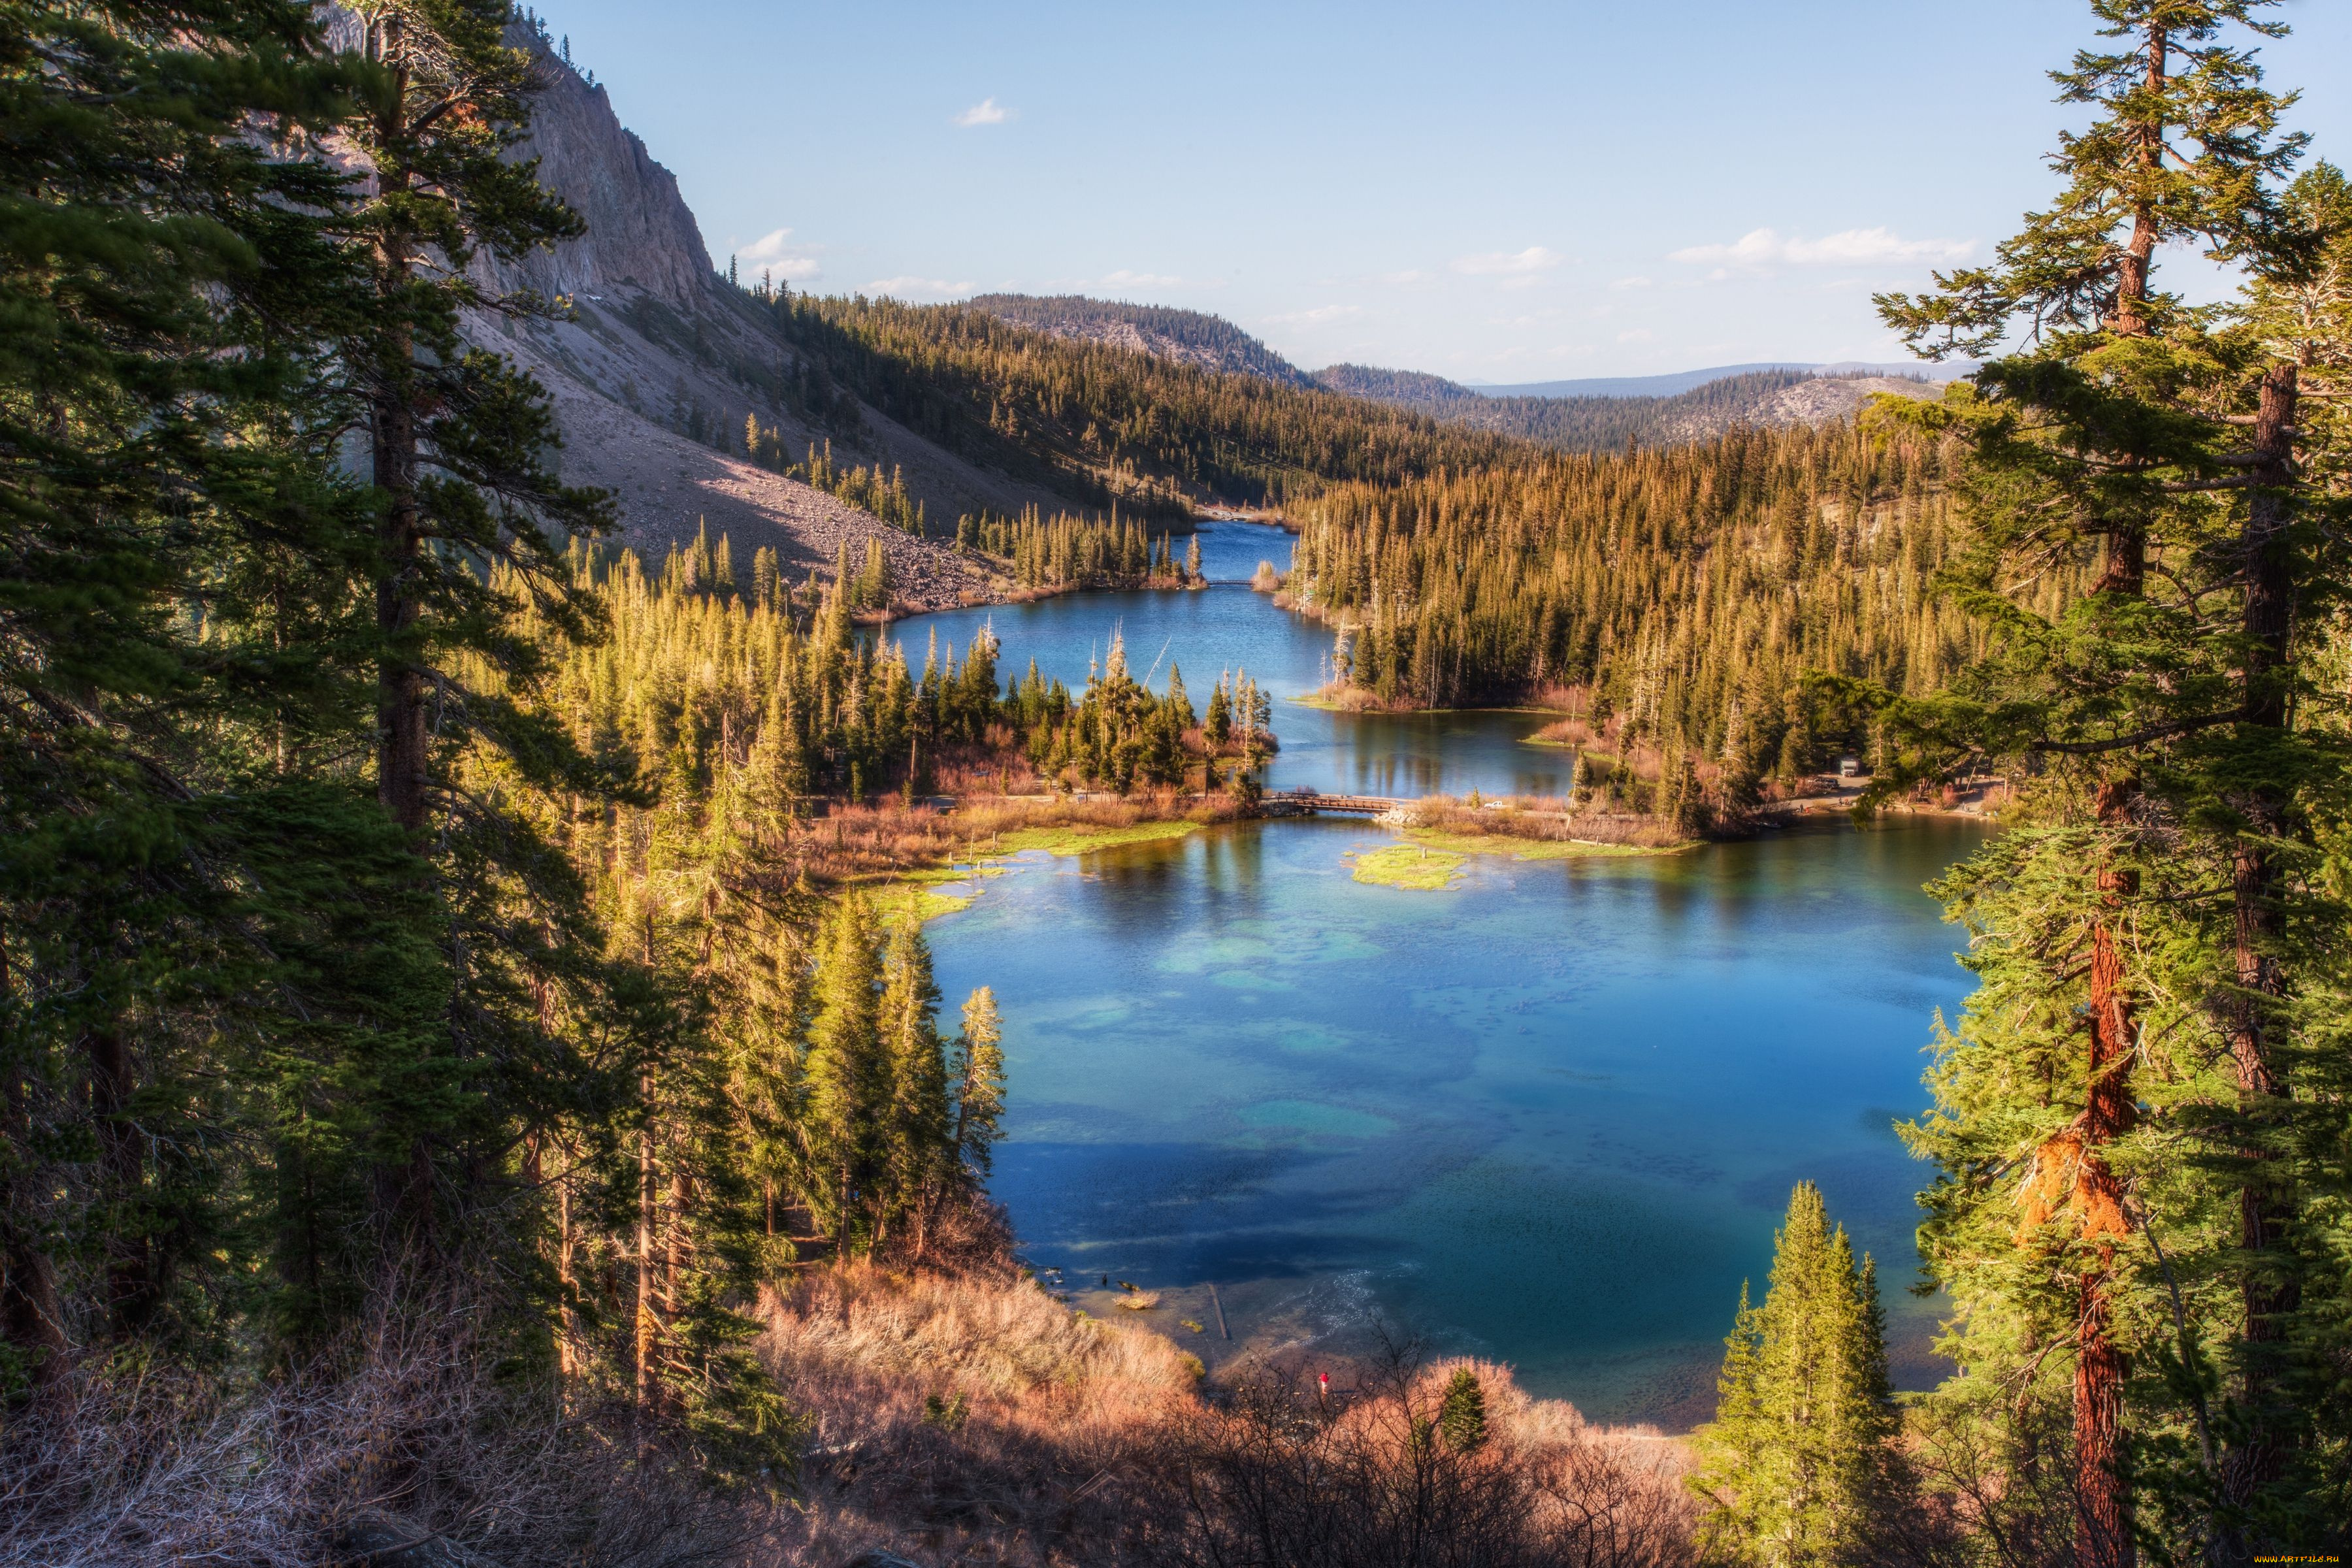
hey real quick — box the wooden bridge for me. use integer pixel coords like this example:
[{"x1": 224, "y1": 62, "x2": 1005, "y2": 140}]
[{"x1": 1260, "y1": 789, "x2": 1403, "y2": 817}]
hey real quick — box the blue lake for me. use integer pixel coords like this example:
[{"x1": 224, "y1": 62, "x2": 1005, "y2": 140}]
[
  {"x1": 900, "y1": 520, "x2": 1584, "y2": 801},
  {"x1": 899, "y1": 522, "x2": 1984, "y2": 1428}
]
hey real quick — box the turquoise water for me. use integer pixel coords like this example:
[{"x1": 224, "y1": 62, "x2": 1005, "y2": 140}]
[{"x1": 898, "y1": 529, "x2": 1985, "y2": 1428}]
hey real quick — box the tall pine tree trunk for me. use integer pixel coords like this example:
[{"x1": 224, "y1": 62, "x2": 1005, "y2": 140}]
[
  {"x1": 83, "y1": 1019, "x2": 150, "y2": 1337},
  {"x1": 0, "y1": 923, "x2": 65, "y2": 1393},
  {"x1": 2063, "y1": 480, "x2": 2148, "y2": 1568},
  {"x1": 372, "y1": 315, "x2": 426, "y2": 838},
  {"x1": 634, "y1": 1095, "x2": 657, "y2": 1415},
  {"x1": 2110, "y1": 25, "x2": 2167, "y2": 337},
  {"x1": 365, "y1": 18, "x2": 435, "y2": 1261},
  {"x1": 2070, "y1": 41, "x2": 2166, "y2": 1543},
  {"x1": 368, "y1": 16, "x2": 428, "y2": 842},
  {"x1": 555, "y1": 1152, "x2": 579, "y2": 1380},
  {"x1": 2082, "y1": 795, "x2": 2139, "y2": 1568},
  {"x1": 2221, "y1": 361, "x2": 2300, "y2": 1533}
]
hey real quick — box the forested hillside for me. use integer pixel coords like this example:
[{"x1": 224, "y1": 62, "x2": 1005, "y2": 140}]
[
  {"x1": 1310, "y1": 363, "x2": 1488, "y2": 406},
  {"x1": 966, "y1": 293, "x2": 1315, "y2": 385},
  {"x1": 1319, "y1": 365, "x2": 1951, "y2": 453},
  {"x1": 755, "y1": 289, "x2": 1524, "y2": 512},
  {"x1": 1287, "y1": 416, "x2": 2025, "y2": 814}
]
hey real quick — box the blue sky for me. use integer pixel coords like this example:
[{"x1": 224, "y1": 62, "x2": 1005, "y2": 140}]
[{"x1": 534, "y1": 0, "x2": 2351, "y2": 382}]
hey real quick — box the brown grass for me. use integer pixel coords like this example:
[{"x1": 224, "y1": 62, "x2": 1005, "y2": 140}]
[
  {"x1": 0, "y1": 1312, "x2": 764, "y2": 1568},
  {"x1": 11, "y1": 1249, "x2": 1700, "y2": 1568},
  {"x1": 1171, "y1": 1350, "x2": 1695, "y2": 1568},
  {"x1": 774, "y1": 779, "x2": 1245, "y2": 891},
  {"x1": 751, "y1": 1239, "x2": 1697, "y2": 1567},
  {"x1": 1401, "y1": 794, "x2": 1688, "y2": 849},
  {"x1": 753, "y1": 1259, "x2": 1200, "y2": 1565}
]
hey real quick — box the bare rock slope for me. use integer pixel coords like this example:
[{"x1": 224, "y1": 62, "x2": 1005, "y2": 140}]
[
  {"x1": 455, "y1": 23, "x2": 1048, "y2": 610},
  {"x1": 1648, "y1": 374, "x2": 1944, "y2": 446}
]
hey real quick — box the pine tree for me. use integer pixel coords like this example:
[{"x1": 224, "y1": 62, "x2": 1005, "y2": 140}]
[
  {"x1": 1868, "y1": 5, "x2": 2325, "y2": 1556},
  {"x1": 338, "y1": 1, "x2": 620, "y2": 1256},
  {"x1": 1692, "y1": 1183, "x2": 1897, "y2": 1567},
  {"x1": 1437, "y1": 1367, "x2": 1488, "y2": 1453},
  {"x1": 952, "y1": 988, "x2": 1005, "y2": 1179},
  {"x1": 804, "y1": 895, "x2": 884, "y2": 1243},
  {"x1": 0, "y1": 0, "x2": 441, "y2": 1374},
  {"x1": 877, "y1": 913, "x2": 950, "y2": 1243}
]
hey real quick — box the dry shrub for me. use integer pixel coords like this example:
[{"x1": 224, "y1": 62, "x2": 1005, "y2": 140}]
[
  {"x1": 1405, "y1": 795, "x2": 1686, "y2": 849},
  {"x1": 1531, "y1": 716, "x2": 1604, "y2": 749},
  {"x1": 1524, "y1": 683, "x2": 1591, "y2": 715},
  {"x1": 756, "y1": 1261, "x2": 1200, "y2": 1565},
  {"x1": 757, "y1": 1259, "x2": 1697, "y2": 1568},
  {"x1": 1308, "y1": 681, "x2": 1420, "y2": 713},
  {"x1": 0, "y1": 1313, "x2": 763, "y2": 1568},
  {"x1": 1160, "y1": 1350, "x2": 1695, "y2": 1568},
  {"x1": 779, "y1": 787, "x2": 1243, "y2": 890}
]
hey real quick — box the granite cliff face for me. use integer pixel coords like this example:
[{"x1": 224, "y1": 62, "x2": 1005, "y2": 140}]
[
  {"x1": 318, "y1": 9, "x2": 1053, "y2": 609},
  {"x1": 477, "y1": 27, "x2": 1070, "y2": 606},
  {"x1": 483, "y1": 55, "x2": 714, "y2": 308}
]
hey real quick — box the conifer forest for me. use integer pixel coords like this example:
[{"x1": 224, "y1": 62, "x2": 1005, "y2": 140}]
[{"x1": 6, "y1": 1, "x2": 2352, "y2": 1565}]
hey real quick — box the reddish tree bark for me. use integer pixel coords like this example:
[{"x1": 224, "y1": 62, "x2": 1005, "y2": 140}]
[
  {"x1": 2078, "y1": 774, "x2": 2140, "y2": 1568},
  {"x1": 2221, "y1": 361, "x2": 2300, "y2": 1525}
]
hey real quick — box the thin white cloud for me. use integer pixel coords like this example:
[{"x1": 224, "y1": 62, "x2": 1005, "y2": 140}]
[
  {"x1": 954, "y1": 97, "x2": 1010, "y2": 127},
  {"x1": 1262, "y1": 304, "x2": 1366, "y2": 325},
  {"x1": 1616, "y1": 328, "x2": 1654, "y2": 343},
  {"x1": 1610, "y1": 274, "x2": 1654, "y2": 290},
  {"x1": 1096, "y1": 269, "x2": 1182, "y2": 291},
  {"x1": 1381, "y1": 268, "x2": 1434, "y2": 284},
  {"x1": 864, "y1": 276, "x2": 977, "y2": 299},
  {"x1": 1669, "y1": 226, "x2": 1974, "y2": 274},
  {"x1": 1453, "y1": 245, "x2": 1568, "y2": 276},
  {"x1": 736, "y1": 227, "x2": 821, "y2": 282}
]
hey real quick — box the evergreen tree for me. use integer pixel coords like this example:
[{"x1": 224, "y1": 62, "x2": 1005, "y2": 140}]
[
  {"x1": 1437, "y1": 1367, "x2": 1488, "y2": 1454},
  {"x1": 1865, "y1": 3, "x2": 2336, "y2": 1555},
  {"x1": 877, "y1": 913, "x2": 950, "y2": 1245},
  {"x1": 0, "y1": 0, "x2": 426, "y2": 1375},
  {"x1": 1692, "y1": 1184, "x2": 1897, "y2": 1567},
  {"x1": 336, "y1": 0, "x2": 623, "y2": 1265},
  {"x1": 952, "y1": 987, "x2": 1005, "y2": 1179},
  {"x1": 804, "y1": 895, "x2": 884, "y2": 1242},
  {"x1": 1204, "y1": 682, "x2": 1233, "y2": 750}
]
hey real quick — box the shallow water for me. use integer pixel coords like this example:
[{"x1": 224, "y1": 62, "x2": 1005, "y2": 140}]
[{"x1": 898, "y1": 524, "x2": 1985, "y2": 1428}]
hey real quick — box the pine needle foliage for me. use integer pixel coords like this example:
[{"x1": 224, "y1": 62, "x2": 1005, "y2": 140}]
[{"x1": 1692, "y1": 1183, "x2": 1899, "y2": 1567}]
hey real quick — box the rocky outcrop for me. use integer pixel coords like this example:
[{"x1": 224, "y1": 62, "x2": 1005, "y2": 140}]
[
  {"x1": 482, "y1": 47, "x2": 715, "y2": 308},
  {"x1": 312, "y1": 9, "x2": 1051, "y2": 608}
]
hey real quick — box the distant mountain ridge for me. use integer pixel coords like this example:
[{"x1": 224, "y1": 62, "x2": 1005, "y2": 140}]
[
  {"x1": 966, "y1": 294, "x2": 1315, "y2": 386},
  {"x1": 1316, "y1": 365, "x2": 1953, "y2": 453},
  {"x1": 441, "y1": 41, "x2": 1965, "y2": 549},
  {"x1": 955, "y1": 296, "x2": 1961, "y2": 452},
  {"x1": 1467, "y1": 361, "x2": 1974, "y2": 399}
]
